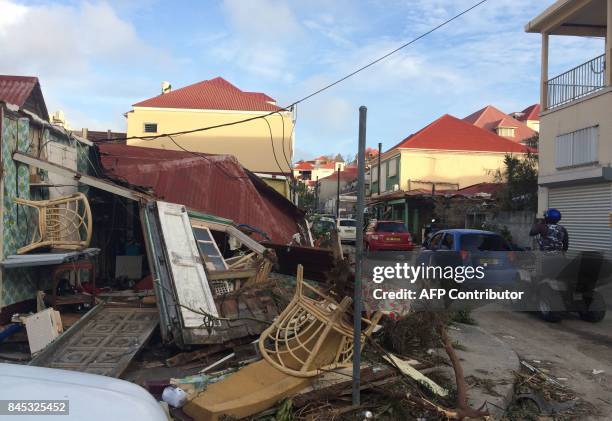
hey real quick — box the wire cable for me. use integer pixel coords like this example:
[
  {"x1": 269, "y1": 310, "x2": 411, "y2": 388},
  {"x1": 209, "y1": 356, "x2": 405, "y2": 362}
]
[
  {"x1": 103, "y1": 0, "x2": 487, "y2": 144},
  {"x1": 262, "y1": 116, "x2": 289, "y2": 178}
]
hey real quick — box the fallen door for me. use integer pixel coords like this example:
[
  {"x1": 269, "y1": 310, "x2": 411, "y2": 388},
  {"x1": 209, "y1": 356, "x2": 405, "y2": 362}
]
[{"x1": 156, "y1": 202, "x2": 219, "y2": 330}]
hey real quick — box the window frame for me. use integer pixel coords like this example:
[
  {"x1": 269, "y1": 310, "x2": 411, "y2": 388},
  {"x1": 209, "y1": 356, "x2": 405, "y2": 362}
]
[{"x1": 144, "y1": 122, "x2": 158, "y2": 133}]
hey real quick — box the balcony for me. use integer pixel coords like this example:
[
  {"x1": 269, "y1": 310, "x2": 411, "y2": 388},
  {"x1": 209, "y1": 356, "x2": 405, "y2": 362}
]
[{"x1": 546, "y1": 54, "x2": 606, "y2": 109}]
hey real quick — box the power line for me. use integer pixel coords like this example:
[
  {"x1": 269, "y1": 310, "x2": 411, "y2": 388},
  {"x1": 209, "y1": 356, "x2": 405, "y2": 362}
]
[
  {"x1": 286, "y1": 0, "x2": 487, "y2": 106},
  {"x1": 104, "y1": 0, "x2": 487, "y2": 144},
  {"x1": 262, "y1": 116, "x2": 289, "y2": 179}
]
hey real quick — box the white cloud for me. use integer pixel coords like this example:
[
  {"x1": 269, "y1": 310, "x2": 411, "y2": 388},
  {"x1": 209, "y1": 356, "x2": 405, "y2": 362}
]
[{"x1": 0, "y1": 0, "x2": 171, "y2": 129}]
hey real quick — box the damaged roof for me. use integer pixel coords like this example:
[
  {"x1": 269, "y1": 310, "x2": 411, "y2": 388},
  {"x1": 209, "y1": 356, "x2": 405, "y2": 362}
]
[
  {"x1": 97, "y1": 143, "x2": 305, "y2": 244},
  {"x1": 0, "y1": 75, "x2": 49, "y2": 120}
]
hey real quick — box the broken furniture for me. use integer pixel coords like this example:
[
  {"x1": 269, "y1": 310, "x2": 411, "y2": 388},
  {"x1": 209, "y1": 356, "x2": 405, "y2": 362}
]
[
  {"x1": 22, "y1": 308, "x2": 63, "y2": 355},
  {"x1": 0, "y1": 248, "x2": 100, "y2": 310},
  {"x1": 14, "y1": 192, "x2": 92, "y2": 254},
  {"x1": 183, "y1": 265, "x2": 382, "y2": 421},
  {"x1": 48, "y1": 260, "x2": 96, "y2": 309},
  {"x1": 259, "y1": 265, "x2": 382, "y2": 377},
  {"x1": 30, "y1": 304, "x2": 159, "y2": 377}
]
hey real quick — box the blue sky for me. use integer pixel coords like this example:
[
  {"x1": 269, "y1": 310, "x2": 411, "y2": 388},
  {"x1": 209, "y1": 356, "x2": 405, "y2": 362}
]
[{"x1": 0, "y1": 0, "x2": 605, "y2": 160}]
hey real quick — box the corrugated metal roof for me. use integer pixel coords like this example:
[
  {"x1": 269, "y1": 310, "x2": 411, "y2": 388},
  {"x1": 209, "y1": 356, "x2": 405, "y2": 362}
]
[
  {"x1": 0, "y1": 75, "x2": 38, "y2": 106},
  {"x1": 132, "y1": 77, "x2": 281, "y2": 112},
  {"x1": 98, "y1": 144, "x2": 305, "y2": 243}
]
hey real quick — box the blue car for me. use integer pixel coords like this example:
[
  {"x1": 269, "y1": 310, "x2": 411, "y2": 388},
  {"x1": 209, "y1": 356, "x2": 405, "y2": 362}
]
[{"x1": 417, "y1": 229, "x2": 519, "y2": 287}]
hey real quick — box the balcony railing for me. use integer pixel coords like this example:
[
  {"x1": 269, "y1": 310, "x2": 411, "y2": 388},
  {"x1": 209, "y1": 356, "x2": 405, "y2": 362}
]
[{"x1": 546, "y1": 54, "x2": 606, "y2": 109}]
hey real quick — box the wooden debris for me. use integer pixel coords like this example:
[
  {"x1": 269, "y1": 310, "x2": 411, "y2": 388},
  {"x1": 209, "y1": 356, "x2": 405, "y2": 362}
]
[
  {"x1": 166, "y1": 344, "x2": 227, "y2": 367},
  {"x1": 292, "y1": 366, "x2": 397, "y2": 408},
  {"x1": 383, "y1": 353, "x2": 449, "y2": 397},
  {"x1": 23, "y1": 308, "x2": 63, "y2": 355}
]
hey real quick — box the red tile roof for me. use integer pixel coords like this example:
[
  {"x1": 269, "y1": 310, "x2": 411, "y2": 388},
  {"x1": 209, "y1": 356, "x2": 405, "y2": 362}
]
[
  {"x1": 97, "y1": 143, "x2": 304, "y2": 244},
  {"x1": 133, "y1": 77, "x2": 281, "y2": 112},
  {"x1": 517, "y1": 104, "x2": 540, "y2": 121},
  {"x1": 393, "y1": 114, "x2": 532, "y2": 153},
  {"x1": 294, "y1": 161, "x2": 314, "y2": 170},
  {"x1": 463, "y1": 105, "x2": 536, "y2": 143}
]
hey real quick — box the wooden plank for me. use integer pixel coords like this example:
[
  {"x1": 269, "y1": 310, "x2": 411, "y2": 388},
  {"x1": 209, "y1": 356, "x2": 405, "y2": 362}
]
[{"x1": 208, "y1": 269, "x2": 257, "y2": 280}]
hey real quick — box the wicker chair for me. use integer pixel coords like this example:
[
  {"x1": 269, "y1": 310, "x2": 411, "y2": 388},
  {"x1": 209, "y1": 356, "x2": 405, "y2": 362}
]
[
  {"x1": 14, "y1": 193, "x2": 92, "y2": 254},
  {"x1": 258, "y1": 264, "x2": 382, "y2": 377}
]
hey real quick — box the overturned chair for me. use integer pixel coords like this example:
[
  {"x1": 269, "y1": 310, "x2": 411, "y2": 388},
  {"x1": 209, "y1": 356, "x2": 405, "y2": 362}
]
[
  {"x1": 14, "y1": 193, "x2": 92, "y2": 254},
  {"x1": 258, "y1": 265, "x2": 382, "y2": 377},
  {"x1": 184, "y1": 265, "x2": 382, "y2": 421}
]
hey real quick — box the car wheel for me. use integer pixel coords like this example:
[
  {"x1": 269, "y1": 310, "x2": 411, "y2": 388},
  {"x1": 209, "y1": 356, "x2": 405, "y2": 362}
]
[
  {"x1": 578, "y1": 292, "x2": 606, "y2": 323},
  {"x1": 536, "y1": 286, "x2": 565, "y2": 322}
]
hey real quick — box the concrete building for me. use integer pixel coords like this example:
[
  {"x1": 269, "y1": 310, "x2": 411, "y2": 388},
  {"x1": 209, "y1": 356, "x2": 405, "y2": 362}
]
[
  {"x1": 367, "y1": 114, "x2": 532, "y2": 240},
  {"x1": 125, "y1": 77, "x2": 294, "y2": 196},
  {"x1": 526, "y1": 0, "x2": 612, "y2": 252}
]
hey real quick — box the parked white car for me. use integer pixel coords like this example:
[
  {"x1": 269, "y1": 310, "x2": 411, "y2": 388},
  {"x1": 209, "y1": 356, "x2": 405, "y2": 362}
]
[
  {"x1": 0, "y1": 363, "x2": 169, "y2": 420},
  {"x1": 337, "y1": 218, "x2": 357, "y2": 243}
]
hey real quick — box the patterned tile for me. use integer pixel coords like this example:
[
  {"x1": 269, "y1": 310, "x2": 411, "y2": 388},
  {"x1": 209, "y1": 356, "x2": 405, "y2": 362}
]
[{"x1": 32, "y1": 306, "x2": 159, "y2": 378}]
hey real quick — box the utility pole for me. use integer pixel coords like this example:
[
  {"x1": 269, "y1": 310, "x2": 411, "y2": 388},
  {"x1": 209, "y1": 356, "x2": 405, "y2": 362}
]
[
  {"x1": 352, "y1": 106, "x2": 367, "y2": 406},
  {"x1": 377, "y1": 142, "x2": 382, "y2": 196},
  {"x1": 314, "y1": 176, "x2": 319, "y2": 213},
  {"x1": 336, "y1": 163, "x2": 341, "y2": 218}
]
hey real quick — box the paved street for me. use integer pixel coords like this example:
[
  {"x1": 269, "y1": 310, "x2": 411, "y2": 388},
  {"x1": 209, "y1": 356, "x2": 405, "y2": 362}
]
[{"x1": 474, "y1": 284, "x2": 612, "y2": 419}]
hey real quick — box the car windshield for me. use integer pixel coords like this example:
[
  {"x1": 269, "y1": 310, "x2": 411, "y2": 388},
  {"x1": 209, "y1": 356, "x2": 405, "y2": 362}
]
[
  {"x1": 460, "y1": 234, "x2": 510, "y2": 251},
  {"x1": 339, "y1": 220, "x2": 356, "y2": 227},
  {"x1": 376, "y1": 222, "x2": 407, "y2": 233}
]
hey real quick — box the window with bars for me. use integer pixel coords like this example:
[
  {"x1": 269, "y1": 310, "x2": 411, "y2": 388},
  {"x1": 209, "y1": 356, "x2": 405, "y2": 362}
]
[{"x1": 144, "y1": 123, "x2": 158, "y2": 133}]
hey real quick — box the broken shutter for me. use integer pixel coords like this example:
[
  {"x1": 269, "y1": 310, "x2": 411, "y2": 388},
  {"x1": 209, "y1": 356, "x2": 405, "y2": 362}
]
[
  {"x1": 193, "y1": 227, "x2": 228, "y2": 271},
  {"x1": 156, "y1": 202, "x2": 219, "y2": 328}
]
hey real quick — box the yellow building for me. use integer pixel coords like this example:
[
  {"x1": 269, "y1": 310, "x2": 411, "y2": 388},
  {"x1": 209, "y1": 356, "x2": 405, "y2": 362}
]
[
  {"x1": 368, "y1": 114, "x2": 532, "y2": 235},
  {"x1": 526, "y1": 0, "x2": 612, "y2": 252},
  {"x1": 125, "y1": 77, "x2": 294, "y2": 196}
]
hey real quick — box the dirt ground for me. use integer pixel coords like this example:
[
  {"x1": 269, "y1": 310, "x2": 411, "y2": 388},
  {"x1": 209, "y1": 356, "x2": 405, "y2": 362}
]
[{"x1": 474, "y1": 285, "x2": 612, "y2": 420}]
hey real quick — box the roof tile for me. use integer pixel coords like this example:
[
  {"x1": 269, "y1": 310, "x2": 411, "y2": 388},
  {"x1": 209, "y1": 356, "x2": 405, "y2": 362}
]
[
  {"x1": 133, "y1": 77, "x2": 281, "y2": 112},
  {"x1": 463, "y1": 105, "x2": 536, "y2": 142},
  {"x1": 393, "y1": 114, "x2": 533, "y2": 153}
]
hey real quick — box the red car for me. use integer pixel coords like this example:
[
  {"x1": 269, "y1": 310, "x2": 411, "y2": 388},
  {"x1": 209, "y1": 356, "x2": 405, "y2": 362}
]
[{"x1": 364, "y1": 220, "x2": 414, "y2": 251}]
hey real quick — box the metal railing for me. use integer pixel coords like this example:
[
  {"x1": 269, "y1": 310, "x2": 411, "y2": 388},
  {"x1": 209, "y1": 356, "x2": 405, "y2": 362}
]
[{"x1": 546, "y1": 54, "x2": 606, "y2": 109}]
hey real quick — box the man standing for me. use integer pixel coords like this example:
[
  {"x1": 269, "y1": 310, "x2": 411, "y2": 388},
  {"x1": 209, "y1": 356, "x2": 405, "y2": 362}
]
[{"x1": 529, "y1": 208, "x2": 569, "y2": 252}]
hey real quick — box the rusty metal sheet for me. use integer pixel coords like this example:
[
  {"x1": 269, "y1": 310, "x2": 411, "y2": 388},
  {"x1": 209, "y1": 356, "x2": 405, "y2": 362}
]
[
  {"x1": 30, "y1": 305, "x2": 158, "y2": 378},
  {"x1": 97, "y1": 143, "x2": 305, "y2": 244}
]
